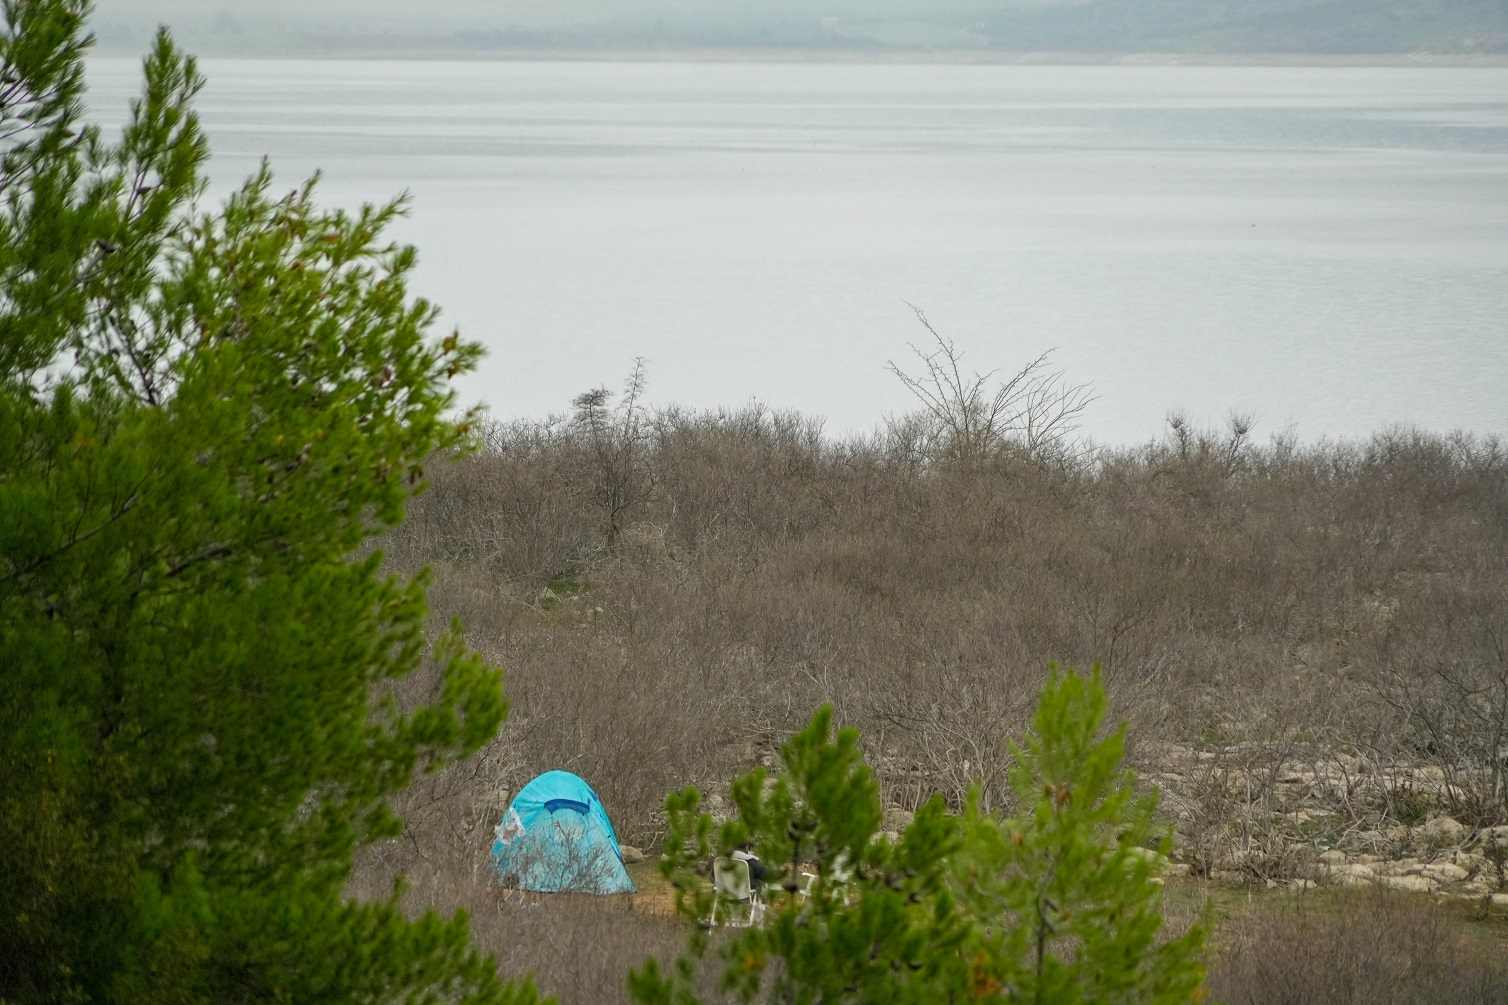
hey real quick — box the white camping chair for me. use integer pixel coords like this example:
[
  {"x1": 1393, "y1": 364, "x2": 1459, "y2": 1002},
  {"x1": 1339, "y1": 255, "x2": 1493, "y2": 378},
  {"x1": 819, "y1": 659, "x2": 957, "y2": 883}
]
[
  {"x1": 710, "y1": 857, "x2": 765, "y2": 927},
  {"x1": 797, "y1": 850, "x2": 855, "y2": 905}
]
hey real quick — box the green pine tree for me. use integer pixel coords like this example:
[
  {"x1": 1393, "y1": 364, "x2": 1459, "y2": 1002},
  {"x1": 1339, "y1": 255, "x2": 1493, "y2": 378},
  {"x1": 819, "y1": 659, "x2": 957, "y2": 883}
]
[
  {"x1": 953, "y1": 666, "x2": 1208, "y2": 1004},
  {"x1": 629, "y1": 666, "x2": 1207, "y2": 1005},
  {"x1": 0, "y1": 3, "x2": 535, "y2": 1001}
]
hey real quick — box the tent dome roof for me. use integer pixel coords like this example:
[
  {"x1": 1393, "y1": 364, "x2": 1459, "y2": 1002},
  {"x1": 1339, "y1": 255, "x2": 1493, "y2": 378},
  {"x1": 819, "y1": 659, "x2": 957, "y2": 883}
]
[{"x1": 491, "y1": 770, "x2": 636, "y2": 895}]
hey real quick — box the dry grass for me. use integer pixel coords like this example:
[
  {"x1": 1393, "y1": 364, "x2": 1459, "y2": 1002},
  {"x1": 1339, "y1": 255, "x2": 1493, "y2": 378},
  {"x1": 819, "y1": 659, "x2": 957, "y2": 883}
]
[{"x1": 1206, "y1": 886, "x2": 1508, "y2": 1004}]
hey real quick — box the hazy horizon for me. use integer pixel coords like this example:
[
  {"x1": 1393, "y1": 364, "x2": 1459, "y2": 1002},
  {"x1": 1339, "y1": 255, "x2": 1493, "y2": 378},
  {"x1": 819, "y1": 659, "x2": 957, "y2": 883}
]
[{"x1": 92, "y1": 0, "x2": 1508, "y2": 57}]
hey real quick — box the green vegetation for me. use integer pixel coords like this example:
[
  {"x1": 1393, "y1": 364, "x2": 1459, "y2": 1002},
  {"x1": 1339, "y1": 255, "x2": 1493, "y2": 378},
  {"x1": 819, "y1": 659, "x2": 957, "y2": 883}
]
[
  {"x1": 632, "y1": 667, "x2": 1207, "y2": 1004},
  {"x1": 0, "y1": 2, "x2": 531, "y2": 1000}
]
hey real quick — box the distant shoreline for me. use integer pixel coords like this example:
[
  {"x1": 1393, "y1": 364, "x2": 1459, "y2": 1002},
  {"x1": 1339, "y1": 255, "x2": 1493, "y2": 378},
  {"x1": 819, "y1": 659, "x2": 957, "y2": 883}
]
[{"x1": 88, "y1": 44, "x2": 1508, "y2": 68}]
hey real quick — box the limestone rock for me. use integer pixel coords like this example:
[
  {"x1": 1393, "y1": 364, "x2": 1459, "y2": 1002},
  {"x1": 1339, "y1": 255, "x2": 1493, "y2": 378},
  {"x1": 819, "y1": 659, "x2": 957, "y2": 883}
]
[
  {"x1": 1422, "y1": 861, "x2": 1469, "y2": 883},
  {"x1": 1332, "y1": 863, "x2": 1376, "y2": 886},
  {"x1": 1421, "y1": 816, "x2": 1467, "y2": 842},
  {"x1": 1380, "y1": 874, "x2": 1436, "y2": 893},
  {"x1": 1126, "y1": 845, "x2": 1168, "y2": 863},
  {"x1": 1452, "y1": 852, "x2": 1485, "y2": 872}
]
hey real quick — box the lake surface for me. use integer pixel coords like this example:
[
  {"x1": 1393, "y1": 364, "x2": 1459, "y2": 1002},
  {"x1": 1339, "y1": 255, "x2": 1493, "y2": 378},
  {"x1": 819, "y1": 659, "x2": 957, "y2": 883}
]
[{"x1": 86, "y1": 58, "x2": 1508, "y2": 444}]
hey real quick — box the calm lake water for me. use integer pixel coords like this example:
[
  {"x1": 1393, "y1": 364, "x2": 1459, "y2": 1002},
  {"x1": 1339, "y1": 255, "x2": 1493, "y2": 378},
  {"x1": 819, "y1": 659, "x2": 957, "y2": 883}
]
[{"x1": 87, "y1": 58, "x2": 1508, "y2": 443}]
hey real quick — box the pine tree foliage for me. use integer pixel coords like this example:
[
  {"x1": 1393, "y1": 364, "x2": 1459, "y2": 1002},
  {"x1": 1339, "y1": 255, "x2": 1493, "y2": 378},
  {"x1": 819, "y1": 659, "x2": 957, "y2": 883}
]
[
  {"x1": 630, "y1": 666, "x2": 1208, "y2": 1005},
  {"x1": 954, "y1": 667, "x2": 1208, "y2": 1003},
  {"x1": 0, "y1": 3, "x2": 534, "y2": 1001}
]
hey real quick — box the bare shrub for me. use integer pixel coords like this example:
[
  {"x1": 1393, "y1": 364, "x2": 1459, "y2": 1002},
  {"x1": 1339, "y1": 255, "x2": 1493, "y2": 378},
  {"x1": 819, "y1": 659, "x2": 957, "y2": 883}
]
[
  {"x1": 393, "y1": 413, "x2": 597, "y2": 590},
  {"x1": 571, "y1": 359, "x2": 656, "y2": 551},
  {"x1": 887, "y1": 304, "x2": 1094, "y2": 465},
  {"x1": 1352, "y1": 435, "x2": 1508, "y2": 825},
  {"x1": 377, "y1": 415, "x2": 1506, "y2": 845},
  {"x1": 356, "y1": 403, "x2": 1507, "y2": 991}
]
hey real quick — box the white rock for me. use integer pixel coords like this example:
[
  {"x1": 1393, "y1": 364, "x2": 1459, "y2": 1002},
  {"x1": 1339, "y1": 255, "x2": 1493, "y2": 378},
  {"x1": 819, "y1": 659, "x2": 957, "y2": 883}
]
[
  {"x1": 883, "y1": 806, "x2": 915, "y2": 831},
  {"x1": 1126, "y1": 846, "x2": 1169, "y2": 863},
  {"x1": 1333, "y1": 863, "x2": 1376, "y2": 885},
  {"x1": 1414, "y1": 766, "x2": 1449, "y2": 786},
  {"x1": 1422, "y1": 816, "x2": 1467, "y2": 842},
  {"x1": 1422, "y1": 862, "x2": 1469, "y2": 883}
]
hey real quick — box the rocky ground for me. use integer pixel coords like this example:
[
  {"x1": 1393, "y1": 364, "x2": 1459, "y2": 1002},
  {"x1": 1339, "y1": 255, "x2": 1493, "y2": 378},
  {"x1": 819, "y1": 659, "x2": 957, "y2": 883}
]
[
  {"x1": 1141, "y1": 742, "x2": 1508, "y2": 907},
  {"x1": 696, "y1": 736, "x2": 1508, "y2": 908}
]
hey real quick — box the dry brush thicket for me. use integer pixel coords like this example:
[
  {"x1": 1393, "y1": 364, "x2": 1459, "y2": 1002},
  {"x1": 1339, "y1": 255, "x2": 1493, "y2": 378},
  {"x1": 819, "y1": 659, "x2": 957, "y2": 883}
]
[{"x1": 356, "y1": 402, "x2": 1506, "y2": 911}]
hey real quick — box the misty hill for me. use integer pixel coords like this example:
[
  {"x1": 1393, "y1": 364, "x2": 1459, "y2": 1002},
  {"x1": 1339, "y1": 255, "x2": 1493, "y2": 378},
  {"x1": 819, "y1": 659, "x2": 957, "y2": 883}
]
[
  {"x1": 970, "y1": 0, "x2": 1507, "y2": 55},
  {"x1": 92, "y1": 0, "x2": 1506, "y2": 55}
]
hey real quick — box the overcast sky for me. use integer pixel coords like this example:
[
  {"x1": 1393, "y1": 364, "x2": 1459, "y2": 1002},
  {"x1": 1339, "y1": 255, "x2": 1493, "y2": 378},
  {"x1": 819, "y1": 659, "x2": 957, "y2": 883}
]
[{"x1": 96, "y1": 0, "x2": 985, "y2": 30}]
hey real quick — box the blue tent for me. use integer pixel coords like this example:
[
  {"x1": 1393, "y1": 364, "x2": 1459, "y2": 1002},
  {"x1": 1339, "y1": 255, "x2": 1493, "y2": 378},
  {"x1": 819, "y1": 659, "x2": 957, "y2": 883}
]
[{"x1": 490, "y1": 770, "x2": 637, "y2": 895}]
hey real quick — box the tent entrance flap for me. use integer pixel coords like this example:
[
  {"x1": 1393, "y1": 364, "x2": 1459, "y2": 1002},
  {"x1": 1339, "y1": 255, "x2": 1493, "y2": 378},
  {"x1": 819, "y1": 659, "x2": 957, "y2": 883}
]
[{"x1": 491, "y1": 770, "x2": 637, "y2": 895}]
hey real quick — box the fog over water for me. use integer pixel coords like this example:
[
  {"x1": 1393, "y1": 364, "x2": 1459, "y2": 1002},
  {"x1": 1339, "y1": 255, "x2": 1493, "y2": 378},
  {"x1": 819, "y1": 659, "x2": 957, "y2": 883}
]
[{"x1": 87, "y1": 58, "x2": 1508, "y2": 443}]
